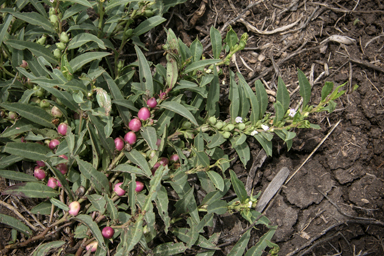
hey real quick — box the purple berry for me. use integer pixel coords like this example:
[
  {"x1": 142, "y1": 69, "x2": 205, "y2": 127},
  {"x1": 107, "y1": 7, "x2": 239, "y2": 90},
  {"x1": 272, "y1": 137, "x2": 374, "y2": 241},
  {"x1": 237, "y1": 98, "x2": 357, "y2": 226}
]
[
  {"x1": 68, "y1": 201, "x2": 80, "y2": 216},
  {"x1": 147, "y1": 98, "x2": 157, "y2": 108},
  {"x1": 129, "y1": 118, "x2": 141, "y2": 132},
  {"x1": 102, "y1": 227, "x2": 115, "y2": 239},
  {"x1": 34, "y1": 167, "x2": 46, "y2": 180},
  {"x1": 124, "y1": 131, "x2": 136, "y2": 145},
  {"x1": 57, "y1": 123, "x2": 68, "y2": 136},
  {"x1": 138, "y1": 107, "x2": 150, "y2": 121},
  {"x1": 114, "y1": 182, "x2": 125, "y2": 196},
  {"x1": 135, "y1": 181, "x2": 144, "y2": 192},
  {"x1": 114, "y1": 137, "x2": 124, "y2": 151},
  {"x1": 49, "y1": 139, "x2": 60, "y2": 150},
  {"x1": 47, "y1": 177, "x2": 58, "y2": 189},
  {"x1": 36, "y1": 160, "x2": 45, "y2": 167},
  {"x1": 170, "y1": 154, "x2": 179, "y2": 162}
]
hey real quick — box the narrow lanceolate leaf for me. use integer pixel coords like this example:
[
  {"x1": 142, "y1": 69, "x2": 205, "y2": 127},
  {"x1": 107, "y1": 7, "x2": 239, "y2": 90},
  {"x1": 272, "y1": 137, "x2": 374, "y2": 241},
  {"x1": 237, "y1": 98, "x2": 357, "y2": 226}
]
[
  {"x1": 184, "y1": 59, "x2": 220, "y2": 74},
  {"x1": 67, "y1": 0, "x2": 92, "y2": 8},
  {"x1": 50, "y1": 198, "x2": 69, "y2": 211},
  {"x1": 123, "y1": 219, "x2": 143, "y2": 253},
  {"x1": 88, "y1": 115, "x2": 114, "y2": 157},
  {"x1": 36, "y1": 86, "x2": 78, "y2": 111},
  {"x1": 321, "y1": 81, "x2": 334, "y2": 102},
  {"x1": 229, "y1": 71, "x2": 240, "y2": 123},
  {"x1": 87, "y1": 194, "x2": 106, "y2": 214},
  {"x1": 273, "y1": 101, "x2": 284, "y2": 125},
  {"x1": 112, "y1": 99, "x2": 138, "y2": 112},
  {"x1": 255, "y1": 80, "x2": 268, "y2": 120},
  {"x1": 166, "y1": 55, "x2": 178, "y2": 89},
  {"x1": 74, "y1": 215, "x2": 106, "y2": 250},
  {"x1": 207, "y1": 200, "x2": 227, "y2": 215},
  {"x1": 33, "y1": 241, "x2": 65, "y2": 256},
  {"x1": 3, "y1": 142, "x2": 51, "y2": 161},
  {"x1": 206, "y1": 67, "x2": 220, "y2": 116},
  {"x1": 254, "y1": 133, "x2": 272, "y2": 157},
  {"x1": 160, "y1": 101, "x2": 198, "y2": 126},
  {"x1": 75, "y1": 156, "x2": 110, "y2": 195},
  {"x1": 2, "y1": 182, "x2": 59, "y2": 198},
  {"x1": 297, "y1": 68, "x2": 311, "y2": 108},
  {"x1": 207, "y1": 133, "x2": 226, "y2": 149},
  {"x1": 0, "y1": 155, "x2": 24, "y2": 169},
  {"x1": 155, "y1": 186, "x2": 170, "y2": 233},
  {"x1": 229, "y1": 170, "x2": 248, "y2": 203},
  {"x1": 210, "y1": 27, "x2": 222, "y2": 59},
  {"x1": 153, "y1": 242, "x2": 187, "y2": 255},
  {"x1": 68, "y1": 33, "x2": 106, "y2": 50},
  {"x1": 113, "y1": 164, "x2": 148, "y2": 176},
  {"x1": 194, "y1": 150, "x2": 210, "y2": 168},
  {"x1": 105, "y1": 0, "x2": 136, "y2": 11},
  {"x1": 0, "y1": 14, "x2": 12, "y2": 46},
  {"x1": 0, "y1": 170, "x2": 38, "y2": 182},
  {"x1": 104, "y1": 194, "x2": 118, "y2": 221},
  {"x1": 230, "y1": 138, "x2": 250, "y2": 167},
  {"x1": 190, "y1": 38, "x2": 203, "y2": 61},
  {"x1": 135, "y1": 45, "x2": 154, "y2": 96},
  {"x1": 244, "y1": 227, "x2": 277, "y2": 256},
  {"x1": 5, "y1": 40, "x2": 57, "y2": 64},
  {"x1": 125, "y1": 149, "x2": 152, "y2": 177},
  {"x1": 206, "y1": 171, "x2": 224, "y2": 191},
  {"x1": 238, "y1": 73, "x2": 259, "y2": 125},
  {"x1": 103, "y1": 73, "x2": 131, "y2": 125},
  {"x1": 69, "y1": 52, "x2": 111, "y2": 72},
  {"x1": 0, "y1": 214, "x2": 32, "y2": 236},
  {"x1": 276, "y1": 77, "x2": 290, "y2": 112},
  {"x1": 7, "y1": 11, "x2": 55, "y2": 33},
  {"x1": 228, "y1": 229, "x2": 251, "y2": 256},
  {"x1": 133, "y1": 16, "x2": 166, "y2": 36},
  {"x1": 141, "y1": 127, "x2": 158, "y2": 150},
  {"x1": 0, "y1": 103, "x2": 55, "y2": 128}
]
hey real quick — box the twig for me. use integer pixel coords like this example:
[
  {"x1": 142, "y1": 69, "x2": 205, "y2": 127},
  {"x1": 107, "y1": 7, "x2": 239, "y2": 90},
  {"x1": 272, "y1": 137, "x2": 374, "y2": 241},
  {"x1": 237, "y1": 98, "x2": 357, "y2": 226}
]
[
  {"x1": 11, "y1": 196, "x2": 45, "y2": 230},
  {"x1": 285, "y1": 119, "x2": 341, "y2": 185},
  {"x1": 0, "y1": 199, "x2": 39, "y2": 232},
  {"x1": 311, "y1": 2, "x2": 384, "y2": 14},
  {"x1": 239, "y1": 14, "x2": 302, "y2": 35},
  {"x1": 349, "y1": 57, "x2": 384, "y2": 74}
]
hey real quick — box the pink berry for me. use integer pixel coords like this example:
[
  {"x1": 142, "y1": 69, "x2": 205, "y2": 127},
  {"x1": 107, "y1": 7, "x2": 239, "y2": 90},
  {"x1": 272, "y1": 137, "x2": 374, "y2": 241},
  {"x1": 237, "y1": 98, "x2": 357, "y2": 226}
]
[
  {"x1": 8, "y1": 112, "x2": 17, "y2": 120},
  {"x1": 49, "y1": 139, "x2": 60, "y2": 150},
  {"x1": 152, "y1": 162, "x2": 161, "y2": 174},
  {"x1": 114, "y1": 137, "x2": 124, "y2": 151},
  {"x1": 124, "y1": 132, "x2": 136, "y2": 145},
  {"x1": 129, "y1": 118, "x2": 141, "y2": 132},
  {"x1": 47, "y1": 177, "x2": 58, "y2": 189},
  {"x1": 156, "y1": 139, "x2": 161, "y2": 147},
  {"x1": 138, "y1": 107, "x2": 150, "y2": 121},
  {"x1": 170, "y1": 154, "x2": 179, "y2": 162},
  {"x1": 147, "y1": 98, "x2": 157, "y2": 108},
  {"x1": 51, "y1": 106, "x2": 62, "y2": 118},
  {"x1": 159, "y1": 157, "x2": 169, "y2": 166},
  {"x1": 135, "y1": 181, "x2": 144, "y2": 192},
  {"x1": 86, "y1": 241, "x2": 98, "y2": 252},
  {"x1": 102, "y1": 227, "x2": 114, "y2": 239},
  {"x1": 59, "y1": 154, "x2": 68, "y2": 160},
  {"x1": 34, "y1": 167, "x2": 46, "y2": 180},
  {"x1": 68, "y1": 201, "x2": 81, "y2": 216},
  {"x1": 57, "y1": 123, "x2": 68, "y2": 136},
  {"x1": 36, "y1": 160, "x2": 46, "y2": 167},
  {"x1": 114, "y1": 182, "x2": 125, "y2": 196},
  {"x1": 57, "y1": 180, "x2": 62, "y2": 187}
]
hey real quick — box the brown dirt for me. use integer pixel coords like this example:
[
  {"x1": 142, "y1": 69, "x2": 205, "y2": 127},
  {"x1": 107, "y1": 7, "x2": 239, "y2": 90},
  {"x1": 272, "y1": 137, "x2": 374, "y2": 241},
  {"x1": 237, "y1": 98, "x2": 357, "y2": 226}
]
[{"x1": 1, "y1": 0, "x2": 384, "y2": 255}]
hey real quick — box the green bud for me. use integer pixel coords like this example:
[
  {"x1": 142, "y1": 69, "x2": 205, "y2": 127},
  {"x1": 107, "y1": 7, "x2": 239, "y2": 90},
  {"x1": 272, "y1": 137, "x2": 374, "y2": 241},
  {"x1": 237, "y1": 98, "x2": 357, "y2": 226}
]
[
  {"x1": 49, "y1": 7, "x2": 55, "y2": 16},
  {"x1": 215, "y1": 121, "x2": 224, "y2": 130},
  {"x1": 144, "y1": 10, "x2": 154, "y2": 17},
  {"x1": 208, "y1": 116, "x2": 217, "y2": 125},
  {"x1": 53, "y1": 49, "x2": 61, "y2": 59},
  {"x1": 60, "y1": 32, "x2": 69, "y2": 43},
  {"x1": 181, "y1": 121, "x2": 192, "y2": 130},
  {"x1": 225, "y1": 124, "x2": 235, "y2": 131},
  {"x1": 40, "y1": 99, "x2": 50, "y2": 108},
  {"x1": 125, "y1": 29, "x2": 133, "y2": 38},
  {"x1": 56, "y1": 42, "x2": 66, "y2": 50},
  {"x1": 223, "y1": 132, "x2": 231, "y2": 139},
  {"x1": 238, "y1": 123, "x2": 246, "y2": 130},
  {"x1": 49, "y1": 14, "x2": 59, "y2": 25},
  {"x1": 184, "y1": 131, "x2": 194, "y2": 139},
  {"x1": 238, "y1": 40, "x2": 246, "y2": 50},
  {"x1": 36, "y1": 35, "x2": 47, "y2": 45}
]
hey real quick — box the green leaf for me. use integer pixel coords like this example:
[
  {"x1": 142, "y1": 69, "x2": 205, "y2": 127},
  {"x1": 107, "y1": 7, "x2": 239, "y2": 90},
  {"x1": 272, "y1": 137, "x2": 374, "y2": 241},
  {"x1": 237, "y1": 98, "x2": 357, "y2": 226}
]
[
  {"x1": 239, "y1": 82, "x2": 250, "y2": 118},
  {"x1": 194, "y1": 130, "x2": 204, "y2": 152},
  {"x1": 50, "y1": 198, "x2": 69, "y2": 211},
  {"x1": 113, "y1": 164, "x2": 149, "y2": 177},
  {"x1": 206, "y1": 171, "x2": 224, "y2": 191},
  {"x1": 69, "y1": 52, "x2": 111, "y2": 73},
  {"x1": 2, "y1": 182, "x2": 59, "y2": 198},
  {"x1": 46, "y1": 162, "x2": 74, "y2": 201},
  {"x1": 68, "y1": 33, "x2": 106, "y2": 50},
  {"x1": 0, "y1": 155, "x2": 24, "y2": 169},
  {"x1": 7, "y1": 11, "x2": 54, "y2": 33},
  {"x1": 3, "y1": 142, "x2": 51, "y2": 161},
  {"x1": 0, "y1": 14, "x2": 12, "y2": 46},
  {"x1": 229, "y1": 71, "x2": 240, "y2": 123},
  {"x1": 297, "y1": 68, "x2": 311, "y2": 108},
  {"x1": 173, "y1": 186, "x2": 197, "y2": 217},
  {"x1": 197, "y1": 235, "x2": 220, "y2": 250},
  {"x1": 244, "y1": 227, "x2": 277, "y2": 256},
  {"x1": 184, "y1": 59, "x2": 220, "y2": 74},
  {"x1": 31, "y1": 201, "x2": 52, "y2": 215},
  {"x1": 207, "y1": 200, "x2": 227, "y2": 215},
  {"x1": 0, "y1": 170, "x2": 38, "y2": 182},
  {"x1": 230, "y1": 139, "x2": 250, "y2": 167},
  {"x1": 229, "y1": 170, "x2": 247, "y2": 203},
  {"x1": 5, "y1": 40, "x2": 57, "y2": 64},
  {"x1": 88, "y1": 194, "x2": 106, "y2": 214},
  {"x1": 74, "y1": 214, "x2": 106, "y2": 250},
  {"x1": 112, "y1": 99, "x2": 138, "y2": 112},
  {"x1": 190, "y1": 38, "x2": 203, "y2": 61},
  {"x1": 104, "y1": 195, "x2": 118, "y2": 221},
  {"x1": 88, "y1": 115, "x2": 114, "y2": 157},
  {"x1": 122, "y1": 219, "x2": 143, "y2": 253},
  {"x1": 225, "y1": 26, "x2": 239, "y2": 51},
  {"x1": 125, "y1": 149, "x2": 152, "y2": 177},
  {"x1": 133, "y1": 16, "x2": 166, "y2": 36},
  {"x1": 206, "y1": 67, "x2": 220, "y2": 116},
  {"x1": 166, "y1": 55, "x2": 178, "y2": 89},
  {"x1": 228, "y1": 229, "x2": 251, "y2": 256},
  {"x1": 0, "y1": 102, "x2": 55, "y2": 128},
  {"x1": 206, "y1": 132, "x2": 226, "y2": 149},
  {"x1": 62, "y1": 5, "x2": 88, "y2": 20},
  {"x1": 323, "y1": 100, "x2": 337, "y2": 113},
  {"x1": 276, "y1": 77, "x2": 290, "y2": 112},
  {"x1": 37, "y1": 86, "x2": 78, "y2": 111},
  {"x1": 194, "y1": 150, "x2": 210, "y2": 167},
  {"x1": 0, "y1": 213, "x2": 32, "y2": 236},
  {"x1": 75, "y1": 157, "x2": 110, "y2": 195},
  {"x1": 141, "y1": 127, "x2": 158, "y2": 150},
  {"x1": 234, "y1": 133, "x2": 247, "y2": 146},
  {"x1": 160, "y1": 101, "x2": 198, "y2": 126},
  {"x1": 254, "y1": 134, "x2": 272, "y2": 156},
  {"x1": 321, "y1": 81, "x2": 334, "y2": 101},
  {"x1": 105, "y1": 0, "x2": 136, "y2": 12},
  {"x1": 255, "y1": 80, "x2": 268, "y2": 120},
  {"x1": 273, "y1": 101, "x2": 284, "y2": 124},
  {"x1": 210, "y1": 26, "x2": 222, "y2": 59},
  {"x1": 135, "y1": 45, "x2": 154, "y2": 96},
  {"x1": 155, "y1": 185, "x2": 170, "y2": 233},
  {"x1": 67, "y1": 0, "x2": 92, "y2": 8},
  {"x1": 153, "y1": 242, "x2": 187, "y2": 255},
  {"x1": 33, "y1": 241, "x2": 65, "y2": 256},
  {"x1": 238, "y1": 73, "x2": 259, "y2": 125}
]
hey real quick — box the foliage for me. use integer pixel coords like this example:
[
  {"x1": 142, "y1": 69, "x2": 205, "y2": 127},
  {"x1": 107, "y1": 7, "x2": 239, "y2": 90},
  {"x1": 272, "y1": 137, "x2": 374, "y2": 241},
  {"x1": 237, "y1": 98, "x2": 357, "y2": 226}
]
[{"x1": 0, "y1": 0, "x2": 345, "y2": 255}]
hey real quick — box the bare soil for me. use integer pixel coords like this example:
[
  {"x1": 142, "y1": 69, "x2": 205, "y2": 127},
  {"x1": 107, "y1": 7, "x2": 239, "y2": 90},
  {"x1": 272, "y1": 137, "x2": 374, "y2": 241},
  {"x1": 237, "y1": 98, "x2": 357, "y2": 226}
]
[{"x1": 1, "y1": 0, "x2": 384, "y2": 255}]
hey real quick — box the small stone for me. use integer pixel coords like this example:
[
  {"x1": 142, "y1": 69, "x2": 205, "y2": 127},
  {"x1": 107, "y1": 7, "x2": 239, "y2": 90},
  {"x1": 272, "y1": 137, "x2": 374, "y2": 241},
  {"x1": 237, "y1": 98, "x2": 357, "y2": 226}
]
[{"x1": 257, "y1": 54, "x2": 266, "y2": 62}]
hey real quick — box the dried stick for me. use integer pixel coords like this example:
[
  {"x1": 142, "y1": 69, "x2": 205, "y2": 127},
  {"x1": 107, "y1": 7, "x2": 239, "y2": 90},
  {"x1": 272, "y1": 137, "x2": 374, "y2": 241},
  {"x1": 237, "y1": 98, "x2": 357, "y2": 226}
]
[
  {"x1": 238, "y1": 14, "x2": 302, "y2": 35},
  {"x1": 11, "y1": 196, "x2": 45, "y2": 230},
  {"x1": 0, "y1": 199, "x2": 39, "y2": 232}
]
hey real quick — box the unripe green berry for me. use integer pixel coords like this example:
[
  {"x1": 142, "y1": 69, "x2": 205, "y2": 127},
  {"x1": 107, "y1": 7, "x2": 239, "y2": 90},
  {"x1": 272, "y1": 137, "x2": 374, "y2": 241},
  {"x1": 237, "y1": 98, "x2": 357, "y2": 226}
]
[
  {"x1": 125, "y1": 29, "x2": 133, "y2": 38},
  {"x1": 181, "y1": 121, "x2": 191, "y2": 130},
  {"x1": 238, "y1": 123, "x2": 246, "y2": 130},
  {"x1": 215, "y1": 121, "x2": 224, "y2": 130},
  {"x1": 53, "y1": 49, "x2": 61, "y2": 59},
  {"x1": 36, "y1": 35, "x2": 47, "y2": 45},
  {"x1": 40, "y1": 99, "x2": 50, "y2": 108},
  {"x1": 56, "y1": 42, "x2": 66, "y2": 50},
  {"x1": 208, "y1": 116, "x2": 217, "y2": 125},
  {"x1": 225, "y1": 124, "x2": 235, "y2": 131},
  {"x1": 60, "y1": 32, "x2": 69, "y2": 43},
  {"x1": 49, "y1": 15, "x2": 59, "y2": 25},
  {"x1": 223, "y1": 132, "x2": 231, "y2": 139}
]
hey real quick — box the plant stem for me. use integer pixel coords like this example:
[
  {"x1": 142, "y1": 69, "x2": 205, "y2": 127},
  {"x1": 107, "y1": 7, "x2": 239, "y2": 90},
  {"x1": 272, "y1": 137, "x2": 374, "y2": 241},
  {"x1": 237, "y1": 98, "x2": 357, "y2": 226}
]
[{"x1": 97, "y1": 0, "x2": 104, "y2": 38}]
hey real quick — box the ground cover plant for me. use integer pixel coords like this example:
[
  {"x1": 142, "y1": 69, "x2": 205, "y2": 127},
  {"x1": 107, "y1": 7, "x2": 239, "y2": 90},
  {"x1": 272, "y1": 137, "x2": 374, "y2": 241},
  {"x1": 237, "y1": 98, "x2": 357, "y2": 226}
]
[{"x1": 0, "y1": 0, "x2": 357, "y2": 255}]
